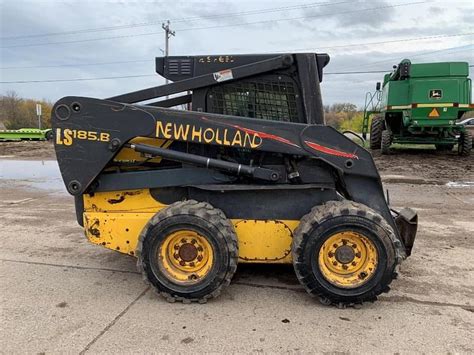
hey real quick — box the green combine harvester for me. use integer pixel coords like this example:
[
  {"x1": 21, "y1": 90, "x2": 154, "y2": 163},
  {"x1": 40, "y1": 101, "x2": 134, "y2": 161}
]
[
  {"x1": 362, "y1": 59, "x2": 473, "y2": 156},
  {"x1": 0, "y1": 128, "x2": 53, "y2": 141}
]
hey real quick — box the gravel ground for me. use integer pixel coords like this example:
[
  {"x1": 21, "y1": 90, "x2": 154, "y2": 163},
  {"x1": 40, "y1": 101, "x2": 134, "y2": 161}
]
[{"x1": 0, "y1": 141, "x2": 473, "y2": 353}]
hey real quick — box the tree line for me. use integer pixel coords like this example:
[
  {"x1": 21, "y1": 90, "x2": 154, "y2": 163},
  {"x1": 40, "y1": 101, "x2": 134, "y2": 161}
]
[
  {"x1": 0, "y1": 91, "x2": 369, "y2": 132},
  {"x1": 0, "y1": 91, "x2": 53, "y2": 130}
]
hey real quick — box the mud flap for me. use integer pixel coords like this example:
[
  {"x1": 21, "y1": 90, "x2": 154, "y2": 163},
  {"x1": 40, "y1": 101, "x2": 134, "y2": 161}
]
[{"x1": 393, "y1": 208, "x2": 418, "y2": 257}]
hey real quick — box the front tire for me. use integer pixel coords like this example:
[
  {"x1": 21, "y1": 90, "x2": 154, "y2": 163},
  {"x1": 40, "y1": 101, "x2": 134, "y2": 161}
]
[
  {"x1": 137, "y1": 200, "x2": 238, "y2": 303},
  {"x1": 292, "y1": 201, "x2": 399, "y2": 306},
  {"x1": 369, "y1": 116, "x2": 384, "y2": 150},
  {"x1": 381, "y1": 130, "x2": 392, "y2": 155},
  {"x1": 458, "y1": 131, "x2": 472, "y2": 156}
]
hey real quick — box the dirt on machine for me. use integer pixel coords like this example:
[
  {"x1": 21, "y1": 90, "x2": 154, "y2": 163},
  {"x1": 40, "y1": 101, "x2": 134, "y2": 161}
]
[
  {"x1": 363, "y1": 59, "x2": 473, "y2": 156},
  {"x1": 51, "y1": 53, "x2": 418, "y2": 306}
]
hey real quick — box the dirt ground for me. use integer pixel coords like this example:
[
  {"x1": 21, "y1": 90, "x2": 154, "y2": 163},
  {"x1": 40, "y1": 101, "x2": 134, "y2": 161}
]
[
  {"x1": 0, "y1": 141, "x2": 473, "y2": 353},
  {"x1": 0, "y1": 141, "x2": 56, "y2": 160}
]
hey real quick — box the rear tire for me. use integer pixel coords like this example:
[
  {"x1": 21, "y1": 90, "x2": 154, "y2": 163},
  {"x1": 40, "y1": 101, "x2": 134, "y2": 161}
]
[
  {"x1": 458, "y1": 131, "x2": 472, "y2": 156},
  {"x1": 292, "y1": 200, "x2": 399, "y2": 306},
  {"x1": 137, "y1": 200, "x2": 238, "y2": 303},
  {"x1": 369, "y1": 116, "x2": 384, "y2": 150},
  {"x1": 45, "y1": 130, "x2": 53, "y2": 141},
  {"x1": 381, "y1": 130, "x2": 392, "y2": 155}
]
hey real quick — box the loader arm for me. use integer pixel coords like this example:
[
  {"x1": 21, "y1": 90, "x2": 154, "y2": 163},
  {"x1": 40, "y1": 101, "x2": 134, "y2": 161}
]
[{"x1": 52, "y1": 96, "x2": 404, "y2": 245}]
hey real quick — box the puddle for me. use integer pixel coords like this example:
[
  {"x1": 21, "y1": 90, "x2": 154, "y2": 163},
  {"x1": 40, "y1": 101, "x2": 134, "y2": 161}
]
[
  {"x1": 0, "y1": 160, "x2": 66, "y2": 193},
  {"x1": 446, "y1": 181, "x2": 474, "y2": 188}
]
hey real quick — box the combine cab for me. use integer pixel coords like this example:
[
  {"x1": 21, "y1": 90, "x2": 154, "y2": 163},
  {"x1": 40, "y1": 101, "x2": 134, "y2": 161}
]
[
  {"x1": 363, "y1": 59, "x2": 473, "y2": 155},
  {"x1": 51, "y1": 53, "x2": 418, "y2": 306}
]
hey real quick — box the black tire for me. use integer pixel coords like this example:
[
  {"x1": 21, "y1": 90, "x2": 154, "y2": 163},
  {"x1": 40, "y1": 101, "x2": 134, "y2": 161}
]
[
  {"x1": 292, "y1": 200, "x2": 400, "y2": 307},
  {"x1": 369, "y1": 116, "x2": 384, "y2": 150},
  {"x1": 458, "y1": 131, "x2": 472, "y2": 156},
  {"x1": 435, "y1": 144, "x2": 454, "y2": 152},
  {"x1": 137, "y1": 200, "x2": 238, "y2": 303},
  {"x1": 45, "y1": 130, "x2": 53, "y2": 141},
  {"x1": 381, "y1": 130, "x2": 392, "y2": 155}
]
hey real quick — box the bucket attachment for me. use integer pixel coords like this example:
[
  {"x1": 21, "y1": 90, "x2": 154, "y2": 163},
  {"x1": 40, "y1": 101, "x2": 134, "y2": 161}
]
[{"x1": 393, "y1": 208, "x2": 418, "y2": 257}]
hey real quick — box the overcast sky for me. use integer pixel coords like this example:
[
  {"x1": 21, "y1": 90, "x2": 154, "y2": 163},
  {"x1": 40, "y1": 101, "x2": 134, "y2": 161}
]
[{"x1": 1, "y1": 0, "x2": 473, "y2": 107}]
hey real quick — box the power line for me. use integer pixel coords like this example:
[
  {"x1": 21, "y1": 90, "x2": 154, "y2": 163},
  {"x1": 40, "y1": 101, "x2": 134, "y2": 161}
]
[
  {"x1": 325, "y1": 70, "x2": 389, "y2": 75},
  {"x1": 0, "y1": 1, "x2": 428, "y2": 49},
  {"x1": 285, "y1": 33, "x2": 473, "y2": 52},
  {"x1": 0, "y1": 70, "x2": 396, "y2": 84},
  {"x1": 0, "y1": 59, "x2": 150, "y2": 70},
  {"x1": 0, "y1": 74, "x2": 155, "y2": 84},
  {"x1": 339, "y1": 44, "x2": 474, "y2": 71},
  {"x1": 1, "y1": 32, "x2": 471, "y2": 70},
  {"x1": 0, "y1": 1, "x2": 351, "y2": 40}
]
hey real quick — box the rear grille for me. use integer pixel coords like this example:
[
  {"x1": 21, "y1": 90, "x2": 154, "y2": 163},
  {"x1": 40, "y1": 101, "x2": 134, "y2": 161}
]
[
  {"x1": 167, "y1": 59, "x2": 193, "y2": 76},
  {"x1": 207, "y1": 76, "x2": 299, "y2": 122}
]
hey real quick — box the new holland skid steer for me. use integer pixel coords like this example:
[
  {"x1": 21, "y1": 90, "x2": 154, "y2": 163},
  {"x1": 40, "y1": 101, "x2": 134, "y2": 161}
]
[{"x1": 52, "y1": 53, "x2": 418, "y2": 306}]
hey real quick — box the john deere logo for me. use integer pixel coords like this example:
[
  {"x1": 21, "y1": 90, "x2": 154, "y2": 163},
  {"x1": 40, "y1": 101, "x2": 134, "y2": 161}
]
[{"x1": 429, "y1": 89, "x2": 442, "y2": 99}]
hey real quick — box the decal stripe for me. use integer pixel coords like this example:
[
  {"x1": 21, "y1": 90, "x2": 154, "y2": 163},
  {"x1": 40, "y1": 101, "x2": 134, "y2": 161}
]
[
  {"x1": 305, "y1": 140, "x2": 358, "y2": 159},
  {"x1": 200, "y1": 116, "x2": 301, "y2": 148}
]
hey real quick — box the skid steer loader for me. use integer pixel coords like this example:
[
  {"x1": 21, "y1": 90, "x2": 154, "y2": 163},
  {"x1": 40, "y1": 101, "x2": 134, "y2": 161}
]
[{"x1": 52, "y1": 53, "x2": 418, "y2": 306}]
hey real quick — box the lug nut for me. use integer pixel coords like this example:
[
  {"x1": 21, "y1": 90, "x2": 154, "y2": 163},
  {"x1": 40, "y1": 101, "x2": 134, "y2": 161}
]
[
  {"x1": 333, "y1": 244, "x2": 338, "y2": 248},
  {"x1": 179, "y1": 261, "x2": 186, "y2": 266},
  {"x1": 173, "y1": 253, "x2": 179, "y2": 259},
  {"x1": 328, "y1": 251, "x2": 334, "y2": 258},
  {"x1": 352, "y1": 262, "x2": 357, "y2": 266},
  {"x1": 355, "y1": 252, "x2": 361, "y2": 258},
  {"x1": 174, "y1": 245, "x2": 179, "y2": 250},
  {"x1": 191, "y1": 239, "x2": 197, "y2": 244},
  {"x1": 352, "y1": 244, "x2": 357, "y2": 249},
  {"x1": 342, "y1": 264, "x2": 348, "y2": 270},
  {"x1": 197, "y1": 246, "x2": 203, "y2": 252},
  {"x1": 197, "y1": 255, "x2": 203, "y2": 261},
  {"x1": 333, "y1": 261, "x2": 338, "y2": 266}
]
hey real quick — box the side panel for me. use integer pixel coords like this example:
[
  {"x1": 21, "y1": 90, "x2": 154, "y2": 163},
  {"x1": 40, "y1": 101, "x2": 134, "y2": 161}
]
[
  {"x1": 83, "y1": 212, "x2": 298, "y2": 264},
  {"x1": 82, "y1": 189, "x2": 300, "y2": 263}
]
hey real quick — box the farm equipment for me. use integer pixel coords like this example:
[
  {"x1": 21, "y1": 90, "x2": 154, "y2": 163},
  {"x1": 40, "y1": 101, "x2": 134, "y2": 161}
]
[
  {"x1": 362, "y1": 59, "x2": 473, "y2": 155},
  {"x1": 0, "y1": 128, "x2": 53, "y2": 141},
  {"x1": 51, "y1": 53, "x2": 418, "y2": 306}
]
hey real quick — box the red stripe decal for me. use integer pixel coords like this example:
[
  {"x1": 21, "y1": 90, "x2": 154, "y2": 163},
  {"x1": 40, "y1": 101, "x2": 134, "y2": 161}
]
[
  {"x1": 200, "y1": 116, "x2": 300, "y2": 148},
  {"x1": 305, "y1": 140, "x2": 358, "y2": 159}
]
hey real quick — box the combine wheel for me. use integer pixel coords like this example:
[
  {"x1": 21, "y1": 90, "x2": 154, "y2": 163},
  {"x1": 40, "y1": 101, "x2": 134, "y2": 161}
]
[
  {"x1": 137, "y1": 200, "x2": 238, "y2": 303},
  {"x1": 369, "y1": 116, "x2": 384, "y2": 149},
  {"x1": 45, "y1": 130, "x2": 54, "y2": 141},
  {"x1": 292, "y1": 200, "x2": 399, "y2": 306},
  {"x1": 381, "y1": 130, "x2": 392, "y2": 155},
  {"x1": 458, "y1": 131, "x2": 472, "y2": 156}
]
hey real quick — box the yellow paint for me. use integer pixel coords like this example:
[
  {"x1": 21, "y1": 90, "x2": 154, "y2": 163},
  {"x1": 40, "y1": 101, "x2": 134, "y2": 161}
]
[
  {"x1": 417, "y1": 103, "x2": 453, "y2": 108},
  {"x1": 233, "y1": 219, "x2": 299, "y2": 263},
  {"x1": 159, "y1": 230, "x2": 214, "y2": 283},
  {"x1": 113, "y1": 137, "x2": 172, "y2": 163},
  {"x1": 55, "y1": 128, "x2": 110, "y2": 146},
  {"x1": 82, "y1": 190, "x2": 299, "y2": 264},
  {"x1": 84, "y1": 212, "x2": 154, "y2": 255},
  {"x1": 83, "y1": 189, "x2": 166, "y2": 213},
  {"x1": 428, "y1": 108, "x2": 440, "y2": 117},
  {"x1": 155, "y1": 120, "x2": 263, "y2": 149},
  {"x1": 318, "y1": 231, "x2": 378, "y2": 288}
]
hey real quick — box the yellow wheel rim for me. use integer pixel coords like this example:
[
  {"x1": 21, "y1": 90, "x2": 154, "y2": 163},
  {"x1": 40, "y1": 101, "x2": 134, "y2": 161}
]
[
  {"x1": 157, "y1": 230, "x2": 214, "y2": 284},
  {"x1": 318, "y1": 231, "x2": 378, "y2": 288}
]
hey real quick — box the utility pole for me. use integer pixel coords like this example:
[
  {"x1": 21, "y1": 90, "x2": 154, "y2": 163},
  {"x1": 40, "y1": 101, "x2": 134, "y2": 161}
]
[
  {"x1": 36, "y1": 103, "x2": 42, "y2": 130},
  {"x1": 161, "y1": 20, "x2": 175, "y2": 87}
]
